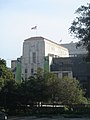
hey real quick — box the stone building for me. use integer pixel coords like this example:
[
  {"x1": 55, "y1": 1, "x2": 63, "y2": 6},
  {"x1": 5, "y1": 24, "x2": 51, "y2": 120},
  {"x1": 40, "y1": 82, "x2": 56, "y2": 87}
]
[
  {"x1": 61, "y1": 42, "x2": 87, "y2": 57},
  {"x1": 21, "y1": 36, "x2": 69, "y2": 80}
]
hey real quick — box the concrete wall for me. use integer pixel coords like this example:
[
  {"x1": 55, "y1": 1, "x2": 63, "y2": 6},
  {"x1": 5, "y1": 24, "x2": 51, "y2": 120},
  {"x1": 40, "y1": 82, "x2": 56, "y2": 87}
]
[
  {"x1": 44, "y1": 38, "x2": 69, "y2": 72},
  {"x1": 44, "y1": 39, "x2": 69, "y2": 57},
  {"x1": 22, "y1": 37, "x2": 45, "y2": 79},
  {"x1": 61, "y1": 42, "x2": 87, "y2": 57},
  {"x1": 22, "y1": 37, "x2": 69, "y2": 80},
  {"x1": 51, "y1": 71, "x2": 73, "y2": 78}
]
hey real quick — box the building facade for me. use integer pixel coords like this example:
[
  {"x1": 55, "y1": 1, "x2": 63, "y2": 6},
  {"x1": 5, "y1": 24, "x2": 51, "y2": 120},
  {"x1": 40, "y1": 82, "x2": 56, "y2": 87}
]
[
  {"x1": 11, "y1": 37, "x2": 90, "y2": 97},
  {"x1": 50, "y1": 57, "x2": 90, "y2": 97},
  {"x1": 61, "y1": 42, "x2": 87, "y2": 57},
  {"x1": 11, "y1": 58, "x2": 21, "y2": 81},
  {"x1": 21, "y1": 36, "x2": 69, "y2": 80}
]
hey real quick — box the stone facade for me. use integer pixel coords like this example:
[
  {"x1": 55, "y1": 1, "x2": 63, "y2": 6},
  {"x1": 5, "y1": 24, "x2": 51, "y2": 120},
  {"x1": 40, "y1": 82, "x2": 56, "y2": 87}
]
[
  {"x1": 21, "y1": 36, "x2": 69, "y2": 80},
  {"x1": 61, "y1": 42, "x2": 87, "y2": 57}
]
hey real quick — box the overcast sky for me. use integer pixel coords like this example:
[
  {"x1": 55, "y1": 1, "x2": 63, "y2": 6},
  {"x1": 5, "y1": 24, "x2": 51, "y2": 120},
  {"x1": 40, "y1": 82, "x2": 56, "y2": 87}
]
[{"x1": 0, "y1": 0, "x2": 89, "y2": 67}]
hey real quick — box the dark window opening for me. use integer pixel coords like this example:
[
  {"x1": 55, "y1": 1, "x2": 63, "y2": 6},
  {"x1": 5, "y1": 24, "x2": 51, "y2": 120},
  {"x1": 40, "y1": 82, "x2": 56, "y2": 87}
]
[
  {"x1": 31, "y1": 68, "x2": 34, "y2": 75},
  {"x1": 32, "y1": 52, "x2": 36, "y2": 63},
  {"x1": 62, "y1": 72, "x2": 68, "y2": 77},
  {"x1": 25, "y1": 68, "x2": 27, "y2": 73}
]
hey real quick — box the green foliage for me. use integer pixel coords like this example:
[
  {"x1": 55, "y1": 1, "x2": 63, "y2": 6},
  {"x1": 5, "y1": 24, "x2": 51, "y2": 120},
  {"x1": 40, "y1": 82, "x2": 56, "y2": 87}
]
[
  {"x1": 0, "y1": 77, "x2": 4, "y2": 90},
  {"x1": 0, "y1": 79, "x2": 19, "y2": 111},
  {"x1": 69, "y1": 3, "x2": 90, "y2": 61},
  {"x1": 0, "y1": 58, "x2": 14, "y2": 90},
  {"x1": 57, "y1": 77, "x2": 87, "y2": 104},
  {"x1": 0, "y1": 67, "x2": 88, "y2": 112},
  {"x1": 43, "y1": 72, "x2": 59, "y2": 102},
  {"x1": 27, "y1": 70, "x2": 87, "y2": 105},
  {"x1": 0, "y1": 58, "x2": 13, "y2": 79},
  {"x1": 0, "y1": 58, "x2": 6, "y2": 66}
]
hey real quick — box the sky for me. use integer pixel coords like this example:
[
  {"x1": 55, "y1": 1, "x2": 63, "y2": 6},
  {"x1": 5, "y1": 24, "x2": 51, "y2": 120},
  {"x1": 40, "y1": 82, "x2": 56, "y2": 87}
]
[{"x1": 0, "y1": 0, "x2": 90, "y2": 67}]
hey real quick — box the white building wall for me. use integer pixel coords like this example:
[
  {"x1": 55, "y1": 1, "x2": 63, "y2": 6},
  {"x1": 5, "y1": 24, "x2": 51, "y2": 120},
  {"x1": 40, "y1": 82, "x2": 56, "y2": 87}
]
[
  {"x1": 22, "y1": 37, "x2": 69, "y2": 80},
  {"x1": 22, "y1": 37, "x2": 45, "y2": 79},
  {"x1": 44, "y1": 39, "x2": 69, "y2": 57},
  {"x1": 61, "y1": 42, "x2": 87, "y2": 57},
  {"x1": 44, "y1": 38, "x2": 69, "y2": 71},
  {"x1": 52, "y1": 71, "x2": 73, "y2": 79}
]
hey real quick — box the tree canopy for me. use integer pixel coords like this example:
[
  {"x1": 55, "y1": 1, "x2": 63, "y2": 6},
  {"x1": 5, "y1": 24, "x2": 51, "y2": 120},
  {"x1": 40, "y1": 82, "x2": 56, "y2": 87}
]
[
  {"x1": 0, "y1": 58, "x2": 14, "y2": 90},
  {"x1": 69, "y1": 3, "x2": 90, "y2": 61},
  {"x1": 0, "y1": 68, "x2": 88, "y2": 112},
  {"x1": 57, "y1": 77, "x2": 87, "y2": 104},
  {"x1": 18, "y1": 71, "x2": 87, "y2": 105},
  {"x1": 0, "y1": 64, "x2": 88, "y2": 112}
]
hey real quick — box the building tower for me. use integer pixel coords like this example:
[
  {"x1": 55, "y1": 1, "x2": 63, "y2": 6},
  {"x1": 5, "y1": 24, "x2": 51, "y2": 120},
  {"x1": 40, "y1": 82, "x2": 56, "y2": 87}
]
[{"x1": 21, "y1": 36, "x2": 69, "y2": 80}]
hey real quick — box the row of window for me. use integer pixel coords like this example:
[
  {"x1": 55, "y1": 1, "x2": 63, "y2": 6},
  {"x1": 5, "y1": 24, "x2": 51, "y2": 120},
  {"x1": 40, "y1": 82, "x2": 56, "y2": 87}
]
[{"x1": 25, "y1": 68, "x2": 34, "y2": 75}]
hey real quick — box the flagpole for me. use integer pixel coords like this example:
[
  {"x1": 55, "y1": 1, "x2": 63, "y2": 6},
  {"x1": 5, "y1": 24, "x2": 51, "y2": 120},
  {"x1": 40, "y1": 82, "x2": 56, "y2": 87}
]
[
  {"x1": 36, "y1": 27, "x2": 37, "y2": 36},
  {"x1": 36, "y1": 24, "x2": 37, "y2": 36}
]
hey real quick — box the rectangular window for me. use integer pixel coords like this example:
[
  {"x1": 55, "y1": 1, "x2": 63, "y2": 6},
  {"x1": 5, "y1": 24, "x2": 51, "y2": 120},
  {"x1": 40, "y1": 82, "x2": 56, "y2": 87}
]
[
  {"x1": 62, "y1": 72, "x2": 68, "y2": 77},
  {"x1": 32, "y1": 52, "x2": 36, "y2": 63},
  {"x1": 31, "y1": 68, "x2": 34, "y2": 75},
  {"x1": 25, "y1": 68, "x2": 27, "y2": 73}
]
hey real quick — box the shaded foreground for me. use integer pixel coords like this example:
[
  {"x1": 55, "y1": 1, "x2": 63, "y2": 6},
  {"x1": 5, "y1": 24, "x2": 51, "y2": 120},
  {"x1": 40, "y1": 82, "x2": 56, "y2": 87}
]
[
  {"x1": 8, "y1": 116, "x2": 90, "y2": 120},
  {"x1": 7, "y1": 105, "x2": 90, "y2": 120},
  {"x1": 6, "y1": 104, "x2": 90, "y2": 118}
]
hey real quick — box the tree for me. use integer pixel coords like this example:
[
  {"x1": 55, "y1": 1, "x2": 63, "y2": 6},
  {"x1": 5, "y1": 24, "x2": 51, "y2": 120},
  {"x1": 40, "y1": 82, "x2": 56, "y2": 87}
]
[
  {"x1": 0, "y1": 80, "x2": 19, "y2": 110},
  {"x1": 0, "y1": 58, "x2": 6, "y2": 66},
  {"x1": 0, "y1": 58, "x2": 15, "y2": 112},
  {"x1": 69, "y1": 3, "x2": 90, "y2": 61},
  {"x1": 0, "y1": 58, "x2": 13, "y2": 80},
  {"x1": 21, "y1": 71, "x2": 87, "y2": 105},
  {"x1": 32, "y1": 70, "x2": 87, "y2": 104},
  {"x1": 57, "y1": 77, "x2": 87, "y2": 104},
  {"x1": 43, "y1": 72, "x2": 58, "y2": 103},
  {"x1": 18, "y1": 70, "x2": 58, "y2": 105},
  {"x1": 0, "y1": 58, "x2": 14, "y2": 90}
]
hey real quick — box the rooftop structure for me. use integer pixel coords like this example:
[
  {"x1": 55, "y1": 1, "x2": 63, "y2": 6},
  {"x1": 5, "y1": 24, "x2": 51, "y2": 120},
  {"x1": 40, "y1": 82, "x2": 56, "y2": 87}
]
[{"x1": 61, "y1": 42, "x2": 87, "y2": 57}]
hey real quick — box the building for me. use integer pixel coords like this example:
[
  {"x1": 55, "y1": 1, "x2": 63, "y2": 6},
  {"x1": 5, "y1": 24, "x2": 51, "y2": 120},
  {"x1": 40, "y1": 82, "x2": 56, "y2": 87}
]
[
  {"x1": 51, "y1": 42, "x2": 90, "y2": 97},
  {"x1": 61, "y1": 42, "x2": 87, "y2": 57},
  {"x1": 11, "y1": 37, "x2": 90, "y2": 97},
  {"x1": 21, "y1": 36, "x2": 69, "y2": 80},
  {"x1": 50, "y1": 57, "x2": 90, "y2": 97},
  {"x1": 51, "y1": 57, "x2": 73, "y2": 79},
  {"x1": 11, "y1": 58, "x2": 21, "y2": 81}
]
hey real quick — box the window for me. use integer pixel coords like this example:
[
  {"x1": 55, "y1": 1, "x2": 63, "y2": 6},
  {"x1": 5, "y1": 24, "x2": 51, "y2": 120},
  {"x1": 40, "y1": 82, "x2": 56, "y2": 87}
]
[
  {"x1": 14, "y1": 74, "x2": 15, "y2": 79},
  {"x1": 25, "y1": 74, "x2": 27, "y2": 81},
  {"x1": 62, "y1": 72, "x2": 68, "y2": 77},
  {"x1": 32, "y1": 52, "x2": 36, "y2": 63},
  {"x1": 25, "y1": 68, "x2": 27, "y2": 73},
  {"x1": 31, "y1": 68, "x2": 34, "y2": 75}
]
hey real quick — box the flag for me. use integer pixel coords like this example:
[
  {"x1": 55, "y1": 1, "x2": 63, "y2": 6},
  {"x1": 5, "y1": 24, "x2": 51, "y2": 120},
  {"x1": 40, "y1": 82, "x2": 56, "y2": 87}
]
[
  {"x1": 60, "y1": 39, "x2": 62, "y2": 42},
  {"x1": 31, "y1": 26, "x2": 37, "y2": 30}
]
